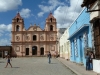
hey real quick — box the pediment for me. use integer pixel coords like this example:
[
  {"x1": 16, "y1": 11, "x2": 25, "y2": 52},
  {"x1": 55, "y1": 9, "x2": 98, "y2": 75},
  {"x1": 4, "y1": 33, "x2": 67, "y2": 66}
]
[{"x1": 27, "y1": 25, "x2": 43, "y2": 31}]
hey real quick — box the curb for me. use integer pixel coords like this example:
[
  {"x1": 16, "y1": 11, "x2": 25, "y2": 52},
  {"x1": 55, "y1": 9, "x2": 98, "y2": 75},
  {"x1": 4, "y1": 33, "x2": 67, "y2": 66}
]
[{"x1": 57, "y1": 58, "x2": 83, "y2": 75}]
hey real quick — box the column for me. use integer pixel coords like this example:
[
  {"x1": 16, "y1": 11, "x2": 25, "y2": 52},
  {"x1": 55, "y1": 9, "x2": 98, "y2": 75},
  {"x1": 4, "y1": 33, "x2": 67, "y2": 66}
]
[
  {"x1": 20, "y1": 45, "x2": 23, "y2": 57},
  {"x1": 31, "y1": 32, "x2": 32, "y2": 41},
  {"x1": 44, "y1": 44, "x2": 47, "y2": 55},
  {"x1": 37, "y1": 45, "x2": 40, "y2": 56},
  {"x1": 12, "y1": 33, "x2": 15, "y2": 42},
  {"x1": 29, "y1": 45, "x2": 32, "y2": 56},
  {"x1": 22, "y1": 45, "x2": 25, "y2": 56}
]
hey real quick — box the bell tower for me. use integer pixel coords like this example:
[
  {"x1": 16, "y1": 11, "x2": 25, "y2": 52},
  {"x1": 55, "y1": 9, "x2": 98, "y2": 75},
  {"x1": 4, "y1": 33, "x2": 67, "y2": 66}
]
[
  {"x1": 11, "y1": 12, "x2": 24, "y2": 43},
  {"x1": 12, "y1": 12, "x2": 24, "y2": 32},
  {"x1": 45, "y1": 12, "x2": 57, "y2": 31},
  {"x1": 11, "y1": 12, "x2": 25, "y2": 57}
]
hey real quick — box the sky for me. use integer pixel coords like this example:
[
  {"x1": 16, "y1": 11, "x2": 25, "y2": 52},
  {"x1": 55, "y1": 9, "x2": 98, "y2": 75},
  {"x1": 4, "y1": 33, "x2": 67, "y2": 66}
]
[{"x1": 0, "y1": 0, "x2": 83, "y2": 46}]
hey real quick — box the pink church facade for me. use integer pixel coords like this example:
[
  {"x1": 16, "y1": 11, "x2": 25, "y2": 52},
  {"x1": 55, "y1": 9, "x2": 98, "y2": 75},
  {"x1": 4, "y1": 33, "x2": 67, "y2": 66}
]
[{"x1": 11, "y1": 13, "x2": 57, "y2": 57}]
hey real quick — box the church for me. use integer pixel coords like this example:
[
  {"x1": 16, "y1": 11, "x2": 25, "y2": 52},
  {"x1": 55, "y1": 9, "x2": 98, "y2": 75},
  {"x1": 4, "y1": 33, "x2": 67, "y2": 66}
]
[{"x1": 11, "y1": 12, "x2": 57, "y2": 57}]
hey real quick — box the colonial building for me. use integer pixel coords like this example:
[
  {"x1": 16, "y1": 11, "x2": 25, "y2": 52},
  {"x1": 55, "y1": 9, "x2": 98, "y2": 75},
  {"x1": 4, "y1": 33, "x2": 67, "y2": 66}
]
[
  {"x1": 68, "y1": 8, "x2": 92, "y2": 66},
  {"x1": 57, "y1": 28, "x2": 66, "y2": 55},
  {"x1": 59, "y1": 27, "x2": 70, "y2": 60},
  {"x1": 11, "y1": 12, "x2": 57, "y2": 57},
  {"x1": 81, "y1": 0, "x2": 100, "y2": 73}
]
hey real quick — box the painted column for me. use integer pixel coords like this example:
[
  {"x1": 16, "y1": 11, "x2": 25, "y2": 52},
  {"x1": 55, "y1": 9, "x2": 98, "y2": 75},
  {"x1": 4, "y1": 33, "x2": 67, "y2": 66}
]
[
  {"x1": 77, "y1": 37, "x2": 82, "y2": 63},
  {"x1": 22, "y1": 45, "x2": 25, "y2": 56},
  {"x1": 31, "y1": 32, "x2": 32, "y2": 41},
  {"x1": 37, "y1": 45, "x2": 40, "y2": 56},
  {"x1": 71, "y1": 40, "x2": 74, "y2": 61},
  {"x1": 20, "y1": 45, "x2": 23, "y2": 57},
  {"x1": 29, "y1": 45, "x2": 32, "y2": 56},
  {"x1": 12, "y1": 32, "x2": 15, "y2": 42},
  {"x1": 44, "y1": 44, "x2": 47, "y2": 55}
]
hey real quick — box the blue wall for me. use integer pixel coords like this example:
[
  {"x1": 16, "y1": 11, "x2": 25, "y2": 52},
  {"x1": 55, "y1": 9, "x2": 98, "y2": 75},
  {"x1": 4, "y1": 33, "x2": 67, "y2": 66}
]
[{"x1": 68, "y1": 8, "x2": 92, "y2": 66}]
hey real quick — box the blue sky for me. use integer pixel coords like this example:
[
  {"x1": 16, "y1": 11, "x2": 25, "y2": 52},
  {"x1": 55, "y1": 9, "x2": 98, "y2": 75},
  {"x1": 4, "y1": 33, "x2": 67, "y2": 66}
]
[{"x1": 0, "y1": 0, "x2": 83, "y2": 46}]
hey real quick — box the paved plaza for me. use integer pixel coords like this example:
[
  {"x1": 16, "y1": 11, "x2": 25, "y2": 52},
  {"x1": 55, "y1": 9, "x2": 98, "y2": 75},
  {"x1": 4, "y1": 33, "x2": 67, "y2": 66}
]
[{"x1": 0, "y1": 57, "x2": 76, "y2": 75}]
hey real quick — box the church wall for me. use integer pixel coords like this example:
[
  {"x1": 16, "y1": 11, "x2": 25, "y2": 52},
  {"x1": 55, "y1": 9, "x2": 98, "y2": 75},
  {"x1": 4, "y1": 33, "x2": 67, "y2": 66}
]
[{"x1": 11, "y1": 12, "x2": 57, "y2": 57}]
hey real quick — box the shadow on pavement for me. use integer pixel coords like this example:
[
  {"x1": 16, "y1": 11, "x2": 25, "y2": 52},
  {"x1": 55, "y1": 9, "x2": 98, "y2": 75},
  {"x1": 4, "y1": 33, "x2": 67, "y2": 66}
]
[
  {"x1": 50, "y1": 63, "x2": 57, "y2": 64},
  {"x1": 12, "y1": 67, "x2": 20, "y2": 68},
  {"x1": 0, "y1": 61, "x2": 5, "y2": 63}
]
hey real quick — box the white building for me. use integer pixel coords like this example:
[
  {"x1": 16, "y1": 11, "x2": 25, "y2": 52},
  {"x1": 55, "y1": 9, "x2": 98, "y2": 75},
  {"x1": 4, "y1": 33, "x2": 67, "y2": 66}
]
[
  {"x1": 59, "y1": 27, "x2": 70, "y2": 60},
  {"x1": 57, "y1": 28, "x2": 66, "y2": 55}
]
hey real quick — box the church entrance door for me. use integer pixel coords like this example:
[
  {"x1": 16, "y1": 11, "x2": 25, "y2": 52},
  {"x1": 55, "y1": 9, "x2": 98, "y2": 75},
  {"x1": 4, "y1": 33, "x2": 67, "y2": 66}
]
[
  {"x1": 32, "y1": 46, "x2": 37, "y2": 55},
  {"x1": 40, "y1": 47, "x2": 44, "y2": 55},
  {"x1": 26, "y1": 48, "x2": 29, "y2": 55}
]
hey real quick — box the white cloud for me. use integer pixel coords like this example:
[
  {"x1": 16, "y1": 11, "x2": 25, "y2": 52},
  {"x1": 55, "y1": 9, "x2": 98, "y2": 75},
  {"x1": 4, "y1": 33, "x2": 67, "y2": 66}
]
[
  {"x1": 20, "y1": 8, "x2": 31, "y2": 18},
  {"x1": 38, "y1": 0, "x2": 64, "y2": 17},
  {"x1": 38, "y1": 12, "x2": 44, "y2": 17},
  {"x1": 0, "y1": 24, "x2": 12, "y2": 32},
  {"x1": 0, "y1": 0, "x2": 22, "y2": 12},
  {"x1": 0, "y1": 38, "x2": 11, "y2": 46},
  {"x1": 38, "y1": 0, "x2": 83, "y2": 28},
  {"x1": 54, "y1": 0, "x2": 83, "y2": 28},
  {"x1": 0, "y1": 24, "x2": 12, "y2": 46}
]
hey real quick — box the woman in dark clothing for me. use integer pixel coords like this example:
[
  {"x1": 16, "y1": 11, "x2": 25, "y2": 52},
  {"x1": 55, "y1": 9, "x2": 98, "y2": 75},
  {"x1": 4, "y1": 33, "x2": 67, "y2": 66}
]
[
  {"x1": 5, "y1": 55, "x2": 12, "y2": 68},
  {"x1": 48, "y1": 52, "x2": 52, "y2": 64},
  {"x1": 90, "y1": 51, "x2": 95, "y2": 70},
  {"x1": 85, "y1": 52, "x2": 90, "y2": 70}
]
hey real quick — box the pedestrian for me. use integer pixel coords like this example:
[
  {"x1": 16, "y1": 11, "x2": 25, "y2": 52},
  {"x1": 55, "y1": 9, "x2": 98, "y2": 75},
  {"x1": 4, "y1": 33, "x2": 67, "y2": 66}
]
[
  {"x1": 90, "y1": 51, "x2": 95, "y2": 70},
  {"x1": 5, "y1": 55, "x2": 12, "y2": 68},
  {"x1": 47, "y1": 52, "x2": 52, "y2": 64},
  {"x1": 85, "y1": 52, "x2": 90, "y2": 70}
]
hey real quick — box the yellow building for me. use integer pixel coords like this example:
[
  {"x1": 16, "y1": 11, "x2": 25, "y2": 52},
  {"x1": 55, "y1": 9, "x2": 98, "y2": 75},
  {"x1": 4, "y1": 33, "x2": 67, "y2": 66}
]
[{"x1": 59, "y1": 27, "x2": 70, "y2": 60}]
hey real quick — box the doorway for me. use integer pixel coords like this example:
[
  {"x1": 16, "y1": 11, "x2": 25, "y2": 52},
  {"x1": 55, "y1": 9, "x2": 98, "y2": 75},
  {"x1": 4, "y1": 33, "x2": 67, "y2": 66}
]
[
  {"x1": 26, "y1": 48, "x2": 29, "y2": 55},
  {"x1": 32, "y1": 46, "x2": 37, "y2": 55},
  {"x1": 40, "y1": 47, "x2": 44, "y2": 55}
]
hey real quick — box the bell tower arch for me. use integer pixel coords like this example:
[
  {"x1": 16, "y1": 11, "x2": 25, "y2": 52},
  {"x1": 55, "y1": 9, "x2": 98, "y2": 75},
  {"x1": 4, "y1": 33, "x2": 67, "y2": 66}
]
[
  {"x1": 45, "y1": 12, "x2": 57, "y2": 31},
  {"x1": 12, "y1": 12, "x2": 24, "y2": 32}
]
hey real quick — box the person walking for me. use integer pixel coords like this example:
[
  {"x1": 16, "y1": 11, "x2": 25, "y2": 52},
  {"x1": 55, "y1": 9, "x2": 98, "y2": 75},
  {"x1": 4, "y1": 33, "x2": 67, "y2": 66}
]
[
  {"x1": 47, "y1": 52, "x2": 52, "y2": 64},
  {"x1": 85, "y1": 52, "x2": 90, "y2": 70},
  {"x1": 5, "y1": 55, "x2": 12, "y2": 68}
]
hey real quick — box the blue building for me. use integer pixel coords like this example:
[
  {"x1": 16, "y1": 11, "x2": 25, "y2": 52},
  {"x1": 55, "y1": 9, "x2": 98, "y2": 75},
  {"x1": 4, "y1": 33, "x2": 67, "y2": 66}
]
[{"x1": 68, "y1": 8, "x2": 92, "y2": 66}]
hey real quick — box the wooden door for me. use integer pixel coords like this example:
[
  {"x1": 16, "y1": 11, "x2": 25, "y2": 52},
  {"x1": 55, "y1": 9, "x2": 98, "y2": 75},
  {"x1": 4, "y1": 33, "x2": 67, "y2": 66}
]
[{"x1": 93, "y1": 19, "x2": 100, "y2": 58}]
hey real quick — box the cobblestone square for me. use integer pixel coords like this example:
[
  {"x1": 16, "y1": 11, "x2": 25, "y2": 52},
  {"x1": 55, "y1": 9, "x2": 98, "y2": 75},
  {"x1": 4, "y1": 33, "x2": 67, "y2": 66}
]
[{"x1": 0, "y1": 57, "x2": 76, "y2": 75}]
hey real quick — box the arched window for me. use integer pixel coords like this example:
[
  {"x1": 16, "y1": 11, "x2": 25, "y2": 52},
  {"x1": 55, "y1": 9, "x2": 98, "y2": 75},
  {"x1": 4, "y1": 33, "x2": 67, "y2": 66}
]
[
  {"x1": 16, "y1": 25, "x2": 20, "y2": 31},
  {"x1": 50, "y1": 18, "x2": 52, "y2": 22},
  {"x1": 17, "y1": 18, "x2": 19, "y2": 22},
  {"x1": 50, "y1": 25, "x2": 53, "y2": 31},
  {"x1": 33, "y1": 35, "x2": 37, "y2": 41}
]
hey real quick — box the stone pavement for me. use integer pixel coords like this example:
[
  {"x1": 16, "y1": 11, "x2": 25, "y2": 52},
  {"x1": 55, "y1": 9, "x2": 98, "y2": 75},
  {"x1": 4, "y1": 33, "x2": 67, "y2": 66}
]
[
  {"x1": 57, "y1": 57, "x2": 98, "y2": 75},
  {"x1": 0, "y1": 57, "x2": 77, "y2": 75}
]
